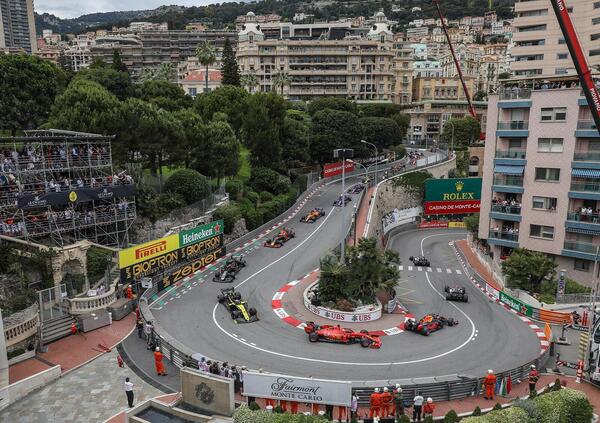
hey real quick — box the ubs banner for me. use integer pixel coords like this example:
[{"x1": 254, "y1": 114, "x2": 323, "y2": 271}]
[
  {"x1": 118, "y1": 220, "x2": 225, "y2": 289},
  {"x1": 242, "y1": 371, "x2": 352, "y2": 406},
  {"x1": 424, "y1": 177, "x2": 482, "y2": 215}
]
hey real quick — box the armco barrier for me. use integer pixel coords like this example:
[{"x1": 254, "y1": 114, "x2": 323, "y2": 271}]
[{"x1": 137, "y1": 152, "x2": 551, "y2": 403}]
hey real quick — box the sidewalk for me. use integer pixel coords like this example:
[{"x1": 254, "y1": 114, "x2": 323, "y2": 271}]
[{"x1": 349, "y1": 186, "x2": 373, "y2": 246}]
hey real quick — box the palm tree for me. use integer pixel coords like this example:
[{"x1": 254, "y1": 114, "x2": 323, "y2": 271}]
[
  {"x1": 272, "y1": 71, "x2": 291, "y2": 96},
  {"x1": 195, "y1": 41, "x2": 217, "y2": 94},
  {"x1": 240, "y1": 73, "x2": 259, "y2": 93}
]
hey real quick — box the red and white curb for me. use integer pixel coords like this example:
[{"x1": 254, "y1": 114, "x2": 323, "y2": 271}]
[
  {"x1": 451, "y1": 242, "x2": 550, "y2": 356},
  {"x1": 271, "y1": 269, "x2": 413, "y2": 336}
]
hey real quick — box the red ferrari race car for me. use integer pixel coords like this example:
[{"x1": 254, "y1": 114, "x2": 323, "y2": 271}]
[
  {"x1": 264, "y1": 227, "x2": 295, "y2": 248},
  {"x1": 304, "y1": 322, "x2": 381, "y2": 348},
  {"x1": 404, "y1": 314, "x2": 458, "y2": 336}
]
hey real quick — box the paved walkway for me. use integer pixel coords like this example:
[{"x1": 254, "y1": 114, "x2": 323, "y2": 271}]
[{"x1": 0, "y1": 349, "x2": 163, "y2": 423}]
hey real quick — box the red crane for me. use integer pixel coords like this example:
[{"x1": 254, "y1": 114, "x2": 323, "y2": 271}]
[
  {"x1": 432, "y1": 0, "x2": 478, "y2": 119},
  {"x1": 549, "y1": 0, "x2": 600, "y2": 131}
]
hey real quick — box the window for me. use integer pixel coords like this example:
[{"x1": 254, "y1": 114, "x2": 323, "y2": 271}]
[
  {"x1": 595, "y1": 1, "x2": 600, "y2": 8},
  {"x1": 532, "y1": 196, "x2": 557, "y2": 210},
  {"x1": 519, "y1": 24, "x2": 547, "y2": 32},
  {"x1": 574, "y1": 259, "x2": 591, "y2": 272},
  {"x1": 592, "y1": 33, "x2": 600, "y2": 41},
  {"x1": 515, "y1": 69, "x2": 542, "y2": 76},
  {"x1": 593, "y1": 17, "x2": 600, "y2": 25},
  {"x1": 541, "y1": 107, "x2": 566, "y2": 121},
  {"x1": 557, "y1": 53, "x2": 568, "y2": 60},
  {"x1": 558, "y1": 37, "x2": 566, "y2": 44},
  {"x1": 519, "y1": 9, "x2": 548, "y2": 17},
  {"x1": 530, "y1": 224, "x2": 554, "y2": 239},
  {"x1": 514, "y1": 54, "x2": 544, "y2": 62},
  {"x1": 538, "y1": 138, "x2": 564, "y2": 152},
  {"x1": 555, "y1": 68, "x2": 569, "y2": 75},
  {"x1": 590, "y1": 49, "x2": 600, "y2": 57},
  {"x1": 535, "y1": 167, "x2": 561, "y2": 181}
]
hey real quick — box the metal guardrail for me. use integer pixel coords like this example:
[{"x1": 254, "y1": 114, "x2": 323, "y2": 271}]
[{"x1": 556, "y1": 293, "x2": 600, "y2": 304}]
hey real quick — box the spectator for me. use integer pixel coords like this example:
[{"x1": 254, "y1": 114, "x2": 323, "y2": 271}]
[
  {"x1": 124, "y1": 377, "x2": 134, "y2": 408},
  {"x1": 413, "y1": 391, "x2": 424, "y2": 422},
  {"x1": 423, "y1": 398, "x2": 435, "y2": 418}
]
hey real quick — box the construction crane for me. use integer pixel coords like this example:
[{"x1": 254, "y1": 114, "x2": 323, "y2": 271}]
[
  {"x1": 549, "y1": 0, "x2": 600, "y2": 131},
  {"x1": 432, "y1": 0, "x2": 478, "y2": 119}
]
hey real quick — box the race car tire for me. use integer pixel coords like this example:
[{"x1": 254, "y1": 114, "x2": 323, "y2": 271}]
[
  {"x1": 308, "y1": 332, "x2": 319, "y2": 343},
  {"x1": 224, "y1": 275, "x2": 234, "y2": 283},
  {"x1": 462, "y1": 295, "x2": 469, "y2": 302},
  {"x1": 445, "y1": 294, "x2": 452, "y2": 301},
  {"x1": 231, "y1": 310, "x2": 241, "y2": 320},
  {"x1": 444, "y1": 285, "x2": 450, "y2": 292},
  {"x1": 421, "y1": 327, "x2": 429, "y2": 336},
  {"x1": 248, "y1": 307, "x2": 257, "y2": 317},
  {"x1": 233, "y1": 292, "x2": 242, "y2": 301},
  {"x1": 217, "y1": 295, "x2": 225, "y2": 303},
  {"x1": 447, "y1": 318, "x2": 457, "y2": 326},
  {"x1": 360, "y1": 337, "x2": 372, "y2": 348},
  {"x1": 409, "y1": 256, "x2": 414, "y2": 261}
]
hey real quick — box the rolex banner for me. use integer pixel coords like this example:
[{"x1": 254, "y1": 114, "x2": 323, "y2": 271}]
[
  {"x1": 424, "y1": 178, "x2": 482, "y2": 215},
  {"x1": 17, "y1": 185, "x2": 137, "y2": 209},
  {"x1": 118, "y1": 220, "x2": 225, "y2": 286}
]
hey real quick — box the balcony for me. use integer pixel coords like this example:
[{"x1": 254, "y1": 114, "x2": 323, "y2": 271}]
[
  {"x1": 495, "y1": 149, "x2": 527, "y2": 159},
  {"x1": 565, "y1": 210, "x2": 600, "y2": 234},
  {"x1": 488, "y1": 230, "x2": 519, "y2": 248},
  {"x1": 562, "y1": 240, "x2": 600, "y2": 261},
  {"x1": 569, "y1": 180, "x2": 600, "y2": 201},
  {"x1": 493, "y1": 175, "x2": 524, "y2": 194},
  {"x1": 573, "y1": 151, "x2": 600, "y2": 162},
  {"x1": 496, "y1": 121, "x2": 529, "y2": 138},
  {"x1": 575, "y1": 121, "x2": 600, "y2": 138},
  {"x1": 499, "y1": 88, "x2": 531, "y2": 100},
  {"x1": 490, "y1": 204, "x2": 522, "y2": 222}
]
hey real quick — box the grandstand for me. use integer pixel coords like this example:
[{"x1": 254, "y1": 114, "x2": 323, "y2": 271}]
[{"x1": 0, "y1": 130, "x2": 136, "y2": 247}]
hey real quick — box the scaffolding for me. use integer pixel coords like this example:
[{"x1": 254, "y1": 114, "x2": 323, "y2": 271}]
[{"x1": 0, "y1": 130, "x2": 136, "y2": 247}]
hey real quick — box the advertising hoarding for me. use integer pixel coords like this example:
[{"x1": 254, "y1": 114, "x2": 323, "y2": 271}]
[
  {"x1": 424, "y1": 178, "x2": 482, "y2": 216},
  {"x1": 424, "y1": 200, "x2": 480, "y2": 215},
  {"x1": 323, "y1": 161, "x2": 355, "y2": 178}
]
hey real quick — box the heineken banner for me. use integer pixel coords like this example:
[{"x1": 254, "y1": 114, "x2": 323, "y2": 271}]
[
  {"x1": 118, "y1": 220, "x2": 224, "y2": 285},
  {"x1": 424, "y1": 178, "x2": 482, "y2": 215},
  {"x1": 499, "y1": 291, "x2": 533, "y2": 317},
  {"x1": 18, "y1": 185, "x2": 136, "y2": 209}
]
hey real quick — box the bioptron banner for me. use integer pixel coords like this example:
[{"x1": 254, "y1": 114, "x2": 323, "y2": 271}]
[
  {"x1": 118, "y1": 220, "x2": 225, "y2": 288},
  {"x1": 424, "y1": 177, "x2": 482, "y2": 215}
]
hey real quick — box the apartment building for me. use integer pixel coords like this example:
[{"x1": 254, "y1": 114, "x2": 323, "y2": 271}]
[
  {"x1": 511, "y1": 0, "x2": 600, "y2": 77},
  {"x1": 412, "y1": 75, "x2": 477, "y2": 102},
  {"x1": 0, "y1": 0, "x2": 37, "y2": 53},
  {"x1": 392, "y1": 36, "x2": 414, "y2": 104},
  {"x1": 478, "y1": 76, "x2": 599, "y2": 286},
  {"x1": 236, "y1": 11, "x2": 396, "y2": 102}
]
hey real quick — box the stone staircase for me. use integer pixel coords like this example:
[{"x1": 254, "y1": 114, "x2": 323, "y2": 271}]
[{"x1": 42, "y1": 314, "x2": 77, "y2": 344}]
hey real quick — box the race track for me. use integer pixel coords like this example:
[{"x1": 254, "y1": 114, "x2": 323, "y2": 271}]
[{"x1": 150, "y1": 173, "x2": 541, "y2": 384}]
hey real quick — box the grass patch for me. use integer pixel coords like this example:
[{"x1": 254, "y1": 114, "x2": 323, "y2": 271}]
[{"x1": 237, "y1": 146, "x2": 251, "y2": 183}]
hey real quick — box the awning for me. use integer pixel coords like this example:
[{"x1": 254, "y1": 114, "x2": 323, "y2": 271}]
[
  {"x1": 566, "y1": 227, "x2": 600, "y2": 236},
  {"x1": 572, "y1": 168, "x2": 600, "y2": 178},
  {"x1": 494, "y1": 165, "x2": 524, "y2": 175}
]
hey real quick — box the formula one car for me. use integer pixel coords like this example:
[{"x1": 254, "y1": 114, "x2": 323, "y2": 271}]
[
  {"x1": 212, "y1": 254, "x2": 246, "y2": 283},
  {"x1": 333, "y1": 194, "x2": 352, "y2": 207},
  {"x1": 444, "y1": 285, "x2": 469, "y2": 302},
  {"x1": 264, "y1": 227, "x2": 295, "y2": 248},
  {"x1": 217, "y1": 287, "x2": 258, "y2": 323},
  {"x1": 409, "y1": 255, "x2": 430, "y2": 267},
  {"x1": 300, "y1": 208, "x2": 325, "y2": 223},
  {"x1": 304, "y1": 322, "x2": 381, "y2": 348},
  {"x1": 404, "y1": 314, "x2": 457, "y2": 336},
  {"x1": 347, "y1": 184, "x2": 365, "y2": 194}
]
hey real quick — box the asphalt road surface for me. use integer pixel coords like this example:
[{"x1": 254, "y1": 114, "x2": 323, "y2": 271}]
[{"x1": 151, "y1": 173, "x2": 540, "y2": 384}]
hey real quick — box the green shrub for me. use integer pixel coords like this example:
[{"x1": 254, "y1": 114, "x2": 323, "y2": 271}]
[
  {"x1": 552, "y1": 378, "x2": 562, "y2": 391},
  {"x1": 245, "y1": 191, "x2": 260, "y2": 205},
  {"x1": 423, "y1": 417, "x2": 434, "y2": 423},
  {"x1": 239, "y1": 201, "x2": 263, "y2": 230},
  {"x1": 247, "y1": 402, "x2": 260, "y2": 411},
  {"x1": 146, "y1": 192, "x2": 187, "y2": 222},
  {"x1": 164, "y1": 168, "x2": 211, "y2": 204},
  {"x1": 565, "y1": 278, "x2": 591, "y2": 294},
  {"x1": 538, "y1": 293, "x2": 556, "y2": 305},
  {"x1": 484, "y1": 407, "x2": 529, "y2": 423},
  {"x1": 461, "y1": 417, "x2": 487, "y2": 423},
  {"x1": 389, "y1": 144, "x2": 407, "y2": 159},
  {"x1": 213, "y1": 204, "x2": 242, "y2": 234},
  {"x1": 272, "y1": 405, "x2": 284, "y2": 414},
  {"x1": 258, "y1": 200, "x2": 283, "y2": 222},
  {"x1": 397, "y1": 415, "x2": 411, "y2": 423},
  {"x1": 472, "y1": 405, "x2": 482, "y2": 416},
  {"x1": 249, "y1": 167, "x2": 284, "y2": 194},
  {"x1": 535, "y1": 388, "x2": 593, "y2": 423},
  {"x1": 226, "y1": 179, "x2": 243, "y2": 199},
  {"x1": 513, "y1": 398, "x2": 540, "y2": 422},
  {"x1": 86, "y1": 247, "x2": 113, "y2": 283},
  {"x1": 444, "y1": 410, "x2": 460, "y2": 423},
  {"x1": 260, "y1": 191, "x2": 274, "y2": 202},
  {"x1": 492, "y1": 403, "x2": 502, "y2": 411}
]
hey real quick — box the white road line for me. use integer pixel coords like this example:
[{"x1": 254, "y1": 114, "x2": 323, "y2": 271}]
[
  {"x1": 408, "y1": 266, "x2": 413, "y2": 271},
  {"x1": 399, "y1": 265, "x2": 404, "y2": 271},
  {"x1": 456, "y1": 269, "x2": 462, "y2": 275},
  {"x1": 426, "y1": 267, "x2": 432, "y2": 272},
  {"x1": 417, "y1": 266, "x2": 423, "y2": 272},
  {"x1": 437, "y1": 268, "x2": 442, "y2": 273},
  {"x1": 446, "y1": 268, "x2": 452, "y2": 273}
]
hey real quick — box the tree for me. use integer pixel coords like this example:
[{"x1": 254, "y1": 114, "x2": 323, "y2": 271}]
[
  {"x1": 310, "y1": 109, "x2": 362, "y2": 163},
  {"x1": 74, "y1": 65, "x2": 132, "y2": 100},
  {"x1": 112, "y1": 49, "x2": 128, "y2": 73},
  {"x1": 198, "y1": 120, "x2": 241, "y2": 181},
  {"x1": 463, "y1": 213, "x2": 480, "y2": 237},
  {"x1": 196, "y1": 41, "x2": 217, "y2": 94},
  {"x1": 272, "y1": 71, "x2": 291, "y2": 96},
  {"x1": 358, "y1": 103, "x2": 402, "y2": 118},
  {"x1": 220, "y1": 38, "x2": 240, "y2": 86},
  {"x1": 443, "y1": 410, "x2": 460, "y2": 423},
  {"x1": 473, "y1": 90, "x2": 487, "y2": 101},
  {"x1": 46, "y1": 79, "x2": 122, "y2": 136},
  {"x1": 0, "y1": 54, "x2": 67, "y2": 134},
  {"x1": 171, "y1": 108, "x2": 205, "y2": 167},
  {"x1": 441, "y1": 117, "x2": 481, "y2": 147},
  {"x1": 498, "y1": 72, "x2": 511, "y2": 80},
  {"x1": 135, "y1": 80, "x2": 193, "y2": 112},
  {"x1": 139, "y1": 63, "x2": 176, "y2": 82},
  {"x1": 164, "y1": 168, "x2": 211, "y2": 205},
  {"x1": 194, "y1": 85, "x2": 249, "y2": 134},
  {"x1": 249, "y1": 167, "x2": 290, "y2": 195},
  {"x1": 242, "y1": 93, "x2": 285, "y2": 168},
  {"x1": 240, "y1": 73, "x2": 259, "y2": 93},
  {"x1": 392, "y1": 170, "x2": 433, "y2": 199},
  {"x1": 391, "y1": 113, "x2": 410, "y2": 139},
  {"x1": 282, "y1": 110, "x2": 311, "y2": 168},
  {"x1": 307, "y1": 97, "x2": 357, "y2": 115},
  {"x1": 502, "y1": 248, "x2": 557, "y2": 293},
  {"x1": 359, "y1": 117, "x2": 401, "y2": 150}
]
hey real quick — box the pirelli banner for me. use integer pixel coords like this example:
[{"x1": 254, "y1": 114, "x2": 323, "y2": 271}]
[{"x1": 118, "y1": 220, "x2": 225, "y2": 288}]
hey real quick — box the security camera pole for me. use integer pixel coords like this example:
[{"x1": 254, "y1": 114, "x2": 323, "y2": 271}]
[{"x1": 334, "y1": 148, "x2": 354, "y2": 263}]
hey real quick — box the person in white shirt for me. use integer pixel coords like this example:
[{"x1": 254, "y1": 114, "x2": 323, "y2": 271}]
[
  {"x1": 413, "y1": 392, "x2": 424, "y2": 422},
  {"x1": 124, "y1": 377, "x2": 134, "y2": 407}
]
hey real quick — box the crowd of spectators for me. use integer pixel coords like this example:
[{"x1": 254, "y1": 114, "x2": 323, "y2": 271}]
[
  {"x1": 0, "y1": 143, "x2": 110, "y2": 173},
  {"x1": 574, "y1": 206, "x2": 600, "y2": 222},
  {"x1": 491, "y1": 197, "x2": 523, "y2": 213}
]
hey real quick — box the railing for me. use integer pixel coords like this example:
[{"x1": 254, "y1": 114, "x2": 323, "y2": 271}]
[
  {"x1": 573, "y1": 151, "x2": 600, "y2": 162},
  {"x1": 3, "y1": 303, "x2": 39, "y2": 347},
  {"x1": 489, "y1": 231, "x2": 519, "y2": 242},
  {"x1": 493, "y1": 176, "x2": 524, "y2": 187},
  {"x1": 563, "y1": 241, "x2": 599, "y2": 255},
  {"x1": 491, "y1": 204, "x2": 522, "y2": 215},
  {"x1": 498, "y1": 88, "x2": 532, "y2": 100},
  {"x1": 67, "y1": 285, "x2": 117, "y2": 315},
  {"x1": 566, "y1": 211, "x2": 600, "y2": 223},
  {"x1": 556, "y1": 292, "x2": 600, "y2": 304},
  {"x1": 495, "y1": 150, "x2": 526, "y2": 159},
  {"x1": 570, "y1": 181, "x2": 600, "y2": 193},
  {"x1": 576, "y1": 120, "x2": 598, "y2": 130},
  {"x1": 497, "y1": 121, "x2": 529, "y2": 130}
]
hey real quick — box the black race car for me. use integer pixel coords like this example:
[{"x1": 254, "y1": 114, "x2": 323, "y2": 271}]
[
  {"x1": 444, "y1": 285, "x2": 469, "y2": 302},
  {"x1": 404, "y1": 314, "x2": 458, "y2": 336},
  {"x1": 217, "y1": 287, "x2": 258, "y2": 323},
  {"x1": 347, "y1": 184, "x2": 365, "y2": 194},
  {"x1": 333, "y1": 194, "x2": 352, "y2": 207},
  {"x1": 409, "y1": 255, "x2": 430, "y2": 267},
  {"x1": 213, "y1": 255, "x2": 246, "y2": 283}
]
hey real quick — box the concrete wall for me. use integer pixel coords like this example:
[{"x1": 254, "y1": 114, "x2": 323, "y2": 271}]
[
  {"x1": 180, "y1": 368, "x2": 235, "y2": 417},
  {"x1": 0, "y1": 365, "x2": 61, "y2": 411}
]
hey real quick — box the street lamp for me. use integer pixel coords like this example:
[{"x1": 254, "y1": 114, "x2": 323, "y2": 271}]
[
  {"x1": 444, "y1": 120, "x2": 455, "y2": 154},
  {"x1": 361, "y1": 140, "x2": 379, "y2": 185},
  {"x1": 334, "y1": 148, "x2": 354, "y2": 263}
]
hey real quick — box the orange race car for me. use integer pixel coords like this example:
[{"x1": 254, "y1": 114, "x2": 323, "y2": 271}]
[
  {"x1": 264, "y1": 227, "x2": 295, "y2": 248},
  {"x1": 300, "y1": 208, "x2": 325, "y2": 223}
]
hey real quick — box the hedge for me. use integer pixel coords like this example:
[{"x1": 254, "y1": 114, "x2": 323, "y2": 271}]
[
  {"x1": 233, "y1": 405, "x2": 328, "y2": 423},
  {"x1": 213, "y1": 204, "x2": 242, "y2": 234},
  {"x1": 461, "y1": 407, "x2": 529, "y2": 423},
  {"x1": 164, "y1": 168, "x2": 211, "y2": 204}
]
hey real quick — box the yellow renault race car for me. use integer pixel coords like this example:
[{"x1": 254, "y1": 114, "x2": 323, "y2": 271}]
[{"x1": 217, "y1": 287, "x2": 259, "y2": 323}]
